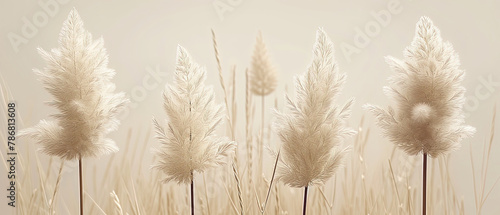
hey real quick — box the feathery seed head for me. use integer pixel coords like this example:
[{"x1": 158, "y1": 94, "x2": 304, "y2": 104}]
[
  {"x1": 153, "y1": 45, "x2": 235, "y2": 184},
  {"x1": 366, "y1": 17, "x2": 475, "y2": 157},
  {"x1": 21, "y1": 8, "x2": 128, "y2": 160},
  {"x1": 275, "y1": 28, "x2": 354, "y2": 188},
  {"x1": 411, "y1": 103, "x2": 433, "y2": 123},
  {"x1": 250, "y1": 31, "x2": 278, "y2": 96}
]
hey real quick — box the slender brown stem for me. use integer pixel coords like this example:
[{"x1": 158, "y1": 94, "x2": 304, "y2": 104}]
[
  {"x1": 189, "y1": 97, "x2": 194, "y2": 215},
  {"x1": 303, "y1": 186, "x2": 308, "y2": 215},
  {"x1": 79, "y1": 158, "x2": 83, "y2": 215},
  {"x1": 422, "y1": 153, "x2": 428, "y2": 215},
  {"x1": 191, "y1": 173, "x2": 194, "y2": 215}
]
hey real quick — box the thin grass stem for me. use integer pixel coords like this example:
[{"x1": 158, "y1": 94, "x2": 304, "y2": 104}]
[
  {"x1": 191, "y1": 172, "x2": 194, "y2": 215},
  {"x1": 422, "y1": 153, "x2": 427, "y2": 215},
  {"x1": 79, "y1": 158, "x2": 83, "y2": 215},
  {"x1": 303, "y1": 186, "x2": 309, "y2": 215}
]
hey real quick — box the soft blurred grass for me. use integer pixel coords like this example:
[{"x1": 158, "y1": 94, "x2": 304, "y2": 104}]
[{"x1": 1, "y1": 63, "x2": 498, "y2": 215}]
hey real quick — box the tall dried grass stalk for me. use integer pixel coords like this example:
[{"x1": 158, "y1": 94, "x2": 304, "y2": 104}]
[
  {"x1": 365, "y1": 16, "x2": 476, "y2": 215},
  {"x1": 210, "y1": 29, "x2": 234, "y2": 139},
  {"x1": 276, "y1": 28, "x2": 354, "y2": 187},
  {"x1": 245, "y1": 69, "x2": 254, "y2": 191},
  {"x1": 249, "y1": 32, "x2": 278, "y2": 195},
  {"x1": 153, "y1": 45, "x2": 235, "y2": 214},
  {"x1": 259, "y1": 150, "x2": 280, "y2": 214},
  {"x1": 211, "y1": 30, "x2": 245, "y2": 214},
  {"x1": 48, "y1": 161, "x2": 64, "y2": 214},
  {"x1": 275, "y1": 28, "x2": 355, "y2": 214},
  {"x1": 471, "y1": 105, "x2": 499, "y2": 215},
  {"x1": 232, "y1": 163, "x2": 244, "y2": 214},
  {"x1": 20, "y1": 8, "x2": 128, "y2": 215}
]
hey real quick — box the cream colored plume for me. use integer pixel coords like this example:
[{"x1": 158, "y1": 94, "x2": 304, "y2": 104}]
[
  {"x1": 21, "y1": 8, "x2": 128, "y2": 160},
  {"x1": 275, "y1": 28, "x2": 355, "y2": 188},
  {"x1": 250, "y1": 31, "x2": 278, "y2": 96},
  {"x1": 365, "y1": 17, "x2": 475, "y2": 157},
  {"x1": 153, "y1": 45, "x2": 236, "y2": 184}
]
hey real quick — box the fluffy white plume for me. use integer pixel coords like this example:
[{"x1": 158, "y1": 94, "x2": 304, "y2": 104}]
[
  {"x1": 21, "y1": 9, "x2": 128, "y2": 160},
  {"x1": 250, "y1": 31, "x2": 278, "y2": 96},
  {"x1": 365, "y1": 17, "x2": 475, "y2": 157},
  {"x1": 275, "y1": 28, "x2": 355, "y2": 188},
  {"x1": 153, "y1": 46, "x2": 236, "y2": 184}
]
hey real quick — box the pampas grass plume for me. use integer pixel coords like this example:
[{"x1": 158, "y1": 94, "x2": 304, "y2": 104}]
[
  {"x1": 153, "y1": 45, "x2": 236, "y2": 184},
  {"x1": 250, "y1": 31, "x2": 278, "y2": 96},
  {"x1": 275, "y1": 28, "x2": 355, "y2": 188},
  {"x1": 365, "y1": 16, "x2": 475, "y2": 157},
  {"x1": 21, "y1": 8, "x2": 128, "y2": 160}
]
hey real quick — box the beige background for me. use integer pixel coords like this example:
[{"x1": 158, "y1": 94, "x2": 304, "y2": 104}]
[{"x1": 1, "y1": 0, "x2": 499, "y2": 214}]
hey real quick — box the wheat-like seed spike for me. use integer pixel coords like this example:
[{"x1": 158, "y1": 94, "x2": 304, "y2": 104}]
[
  {"x1": 110, "y1": 190, "x2": 124, "y2": 215},
  {"x1": 211, "y1": 29, "x2": 234, "y2": 139}
]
